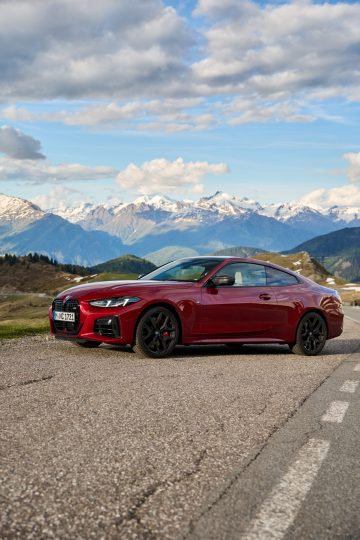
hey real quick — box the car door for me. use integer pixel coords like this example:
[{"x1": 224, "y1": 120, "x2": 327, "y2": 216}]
[
  {"x1": 198, "y1": 262, "x2": 283, "y2": 339},
  {"x1": 264, "y1": 265, "x2": 303, "y2": 340}
]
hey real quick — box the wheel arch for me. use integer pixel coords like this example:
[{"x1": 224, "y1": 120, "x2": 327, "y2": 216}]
[
  {"x1": 292, "y1": 308, "x2": 329, "y2": 343},
  {"x1": 132, "y1": 302, "x2": 183, "y2": 346}
]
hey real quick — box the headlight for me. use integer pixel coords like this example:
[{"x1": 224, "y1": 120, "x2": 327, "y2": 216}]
[{"x1": 89, "y1": 296, "x2": 141, "y2": 308}]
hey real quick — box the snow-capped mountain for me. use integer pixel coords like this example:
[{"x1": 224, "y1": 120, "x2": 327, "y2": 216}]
[
  {"x1": 51, "y1": 190, "x2": 360, "y2": 241},
  {"x1": 0, "y1": 193, "x2": 125, "y2": 266},
  {"x1": 1, "y1": 191, "x2": 359, "y2": 265},
  {"x1": 0, "y1": 193, "x2": 44, "y2": 231}
]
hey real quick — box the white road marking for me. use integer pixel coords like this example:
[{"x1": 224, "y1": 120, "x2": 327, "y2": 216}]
[
  {"x1": 321, "y1": 401, "x2": 349, "y2": 423},
  {"x1": 354, "y1": 364, "x2": 360, "y2": 372},
  {"x1": 339, "y1": 380, "x2": 359, "y2": 393},
  {"x1": 240, "y1": 439, "x2": 330, "y2": 540},
  {"x1": 345, "y1": 315, "x2": 360, "y2": 324}
]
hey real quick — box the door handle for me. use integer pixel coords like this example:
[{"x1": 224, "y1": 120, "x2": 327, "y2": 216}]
[{"x1": 259, "y1": 294, "x2": 271, "y2": 301}]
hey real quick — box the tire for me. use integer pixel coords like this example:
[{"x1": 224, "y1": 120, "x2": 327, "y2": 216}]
[
  {"x1": 133, "y1": 306, "x2": 179, "y2": 358},
  {"x1": 291, "y1": 312, "x2": 327, "y2": 356},
  {"x1": 76, "y1": 340, "x2": 102, "y2": 348}
]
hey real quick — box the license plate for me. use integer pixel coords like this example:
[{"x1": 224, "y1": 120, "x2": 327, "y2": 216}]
[{"x1": 53, "y1": 311, "x2": 75, "y2": 322}]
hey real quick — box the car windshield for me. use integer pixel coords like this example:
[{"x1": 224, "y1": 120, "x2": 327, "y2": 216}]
[{"x1": 139, "y1": 258, "x2": 222, "y2": 282}]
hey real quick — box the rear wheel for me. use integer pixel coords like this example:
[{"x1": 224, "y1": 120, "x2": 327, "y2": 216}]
[
  {"x1": 76, "y1": 340, "x2": 102, "y2": 348},
  {"x1": 291, "y1": 312, "x2": 327, "y2": 356},
  {"x1": 134, "y1": 306, "x2": 179, "y2": 358}
]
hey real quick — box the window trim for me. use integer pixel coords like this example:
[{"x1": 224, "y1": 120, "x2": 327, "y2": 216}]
[{"x1": 204, "y1": 262, "x2": 300, "y2": 288}]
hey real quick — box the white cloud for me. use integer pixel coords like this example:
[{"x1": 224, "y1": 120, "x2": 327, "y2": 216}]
[
  {"x1": 1, "y1": 98, "x2": 215, "y2": 131},
  {"x1": 1, "y1": 106, "x2": 36, "y2": 122},
  {"x1": 0, "y1": 125, "x2": 45, "y2": 159},
  {"x1": 0, "y1": 157, "x2": 117, "y2": 184},
  {"x1": 298, "y1": 152, "x2": 360, "y2": 208},
  {"x1": 0, "y1": 0, "x2": 191, "y2": 100},
  {"x1": 193, "y1": 1, "x2": 360, "y2": 104},
  {"x1": 0, "y1": 1, "x2": 359, "y2": 130},
  {"x1": 344, "y1": 152, "x2": 360, "y2": 184},
  {"x1": 298, "y1": 184, "x2": 360, "y2": 208},
  {"x1": 31, "y1": 186, "x2": 83, "y2": 211},
  {"x1": 116, "y1": 157, "x2": 229, "y2": 195},
  {"x1": 226, "y1": 98, "x2": 314, "y2": 125}
]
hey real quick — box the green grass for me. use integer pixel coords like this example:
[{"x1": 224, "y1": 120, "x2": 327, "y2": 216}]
[
  {"x1": 0, "y1": 319, "x2": 49, "y2": 339},
  {"x1": 0, "y1": 294, "x2": 51, "y2": 339},
  {"x1": 86, "y1": 272, "x2": 138, "y2": 282}
]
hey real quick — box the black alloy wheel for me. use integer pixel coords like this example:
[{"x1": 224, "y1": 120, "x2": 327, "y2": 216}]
[
  {"x1": 76, "y1": 340, "x2": 102, "y2": 348},
  {"x1": 134, "y1": 306, "x2": 179, "y2": 358},
  {"x1": 291, "y1": 312, "x2": 327, "y2": 356}
]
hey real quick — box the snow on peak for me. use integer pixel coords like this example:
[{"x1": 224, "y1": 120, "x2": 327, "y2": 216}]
[
  {"x1": 260, "y1": 202, "x2": 324, "y2": 221},
  {"x1": 328, "y1": 205, "x2": 359, "y2": 223},
  {"x1": 132, "y1": 194, "x2": 190, "y2": 213},
  {"x1": 0, "y1": 193, "x2": 44, "y2": 223},
  {"x1": 196, "y1": 191, "x2": 262, "y2": 215},
  {"x1": 51, "y1": 202, "x2": 97, "y2": 223}
]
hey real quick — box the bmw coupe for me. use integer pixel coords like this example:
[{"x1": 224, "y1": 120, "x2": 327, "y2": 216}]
[{"x1": 50, "y1": 257, "x2": 343, "y2": 358}]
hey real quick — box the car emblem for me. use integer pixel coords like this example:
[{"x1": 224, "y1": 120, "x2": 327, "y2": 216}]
[{"x1": 64, "y1": 295, "x2": 72, "y2": 302}]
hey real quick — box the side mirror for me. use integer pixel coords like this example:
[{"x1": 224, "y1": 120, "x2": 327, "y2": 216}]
[{"x1": 209, "y1": 275, "x2": 235, "y2": 287}]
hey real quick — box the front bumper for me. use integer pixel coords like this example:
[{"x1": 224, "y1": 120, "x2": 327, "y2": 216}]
[{"x1": 49, "y1": 299, "x2": 141, "y2": 345}]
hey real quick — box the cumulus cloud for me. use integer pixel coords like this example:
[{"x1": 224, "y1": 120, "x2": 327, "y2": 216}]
[
  {"x1": 0, "y1": 1, "x2": 359, "y2": 129},
  {"x1": 31, "y1": 186, "x2": 83, "y2": 211},
  {"x1": 298, "y1": 184, "x2": 360, "y2": 208},
  {"x1": 0, "y1": 157, "x2": 116, "y2": 184},
  {"x1": 298, "y1": 151, "x2": 360, "y2": 208},
  {"x1": 0, "y1": 0, "x2": 191, "y2": 100},
  {"x1": 0, "y1": 125, "x2": 45, "y2": 159},
  {"x1": 116, "y1": 157, "x2": 229, "y2": 195},
  {"x1": 344, "y1": 152, "x2": 360, "y2": 184},
  {"x1": 193, "y1": 1, "x2": 360, "y2": 104}
]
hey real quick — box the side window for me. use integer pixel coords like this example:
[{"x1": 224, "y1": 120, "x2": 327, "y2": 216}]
[
  {"x1": 266, "y1": 266, "x2": 299, "y2": 286},
  {"x1": 215, "y1": 263, "x2": 267, "y2": 287}
]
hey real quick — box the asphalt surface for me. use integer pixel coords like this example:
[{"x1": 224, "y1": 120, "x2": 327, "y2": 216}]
[
  {"x1": 343, "y1": 305, "x2": 360, "y2": 323},
  {"x1": 0, "y1": 314, "x2": 359, "y2": 539}
]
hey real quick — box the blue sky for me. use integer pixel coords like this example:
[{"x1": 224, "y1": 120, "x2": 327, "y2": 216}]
[{"x1": 0, "y1": 0, "x2": 359, "y2": 210}]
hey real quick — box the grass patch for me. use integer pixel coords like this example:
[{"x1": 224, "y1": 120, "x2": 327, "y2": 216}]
[
  {"x1": 0, "y1": 294, "x2": 51, "y2": 339},
  {"x1": 86, "y1": 272, "x2": 138, "y2": 282},
  {"x1": 0, "y1": 319, "x2": 49, "y2": 339}
]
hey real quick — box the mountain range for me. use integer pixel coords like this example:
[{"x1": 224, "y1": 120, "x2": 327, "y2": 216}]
[{"x1": 0, "y1": 191, "x2": 359, "y2": 266}]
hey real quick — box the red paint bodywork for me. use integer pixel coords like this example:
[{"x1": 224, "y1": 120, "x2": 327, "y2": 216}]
[{"x1": 49, "y1": 257, "x2": 343, "y2": 347}]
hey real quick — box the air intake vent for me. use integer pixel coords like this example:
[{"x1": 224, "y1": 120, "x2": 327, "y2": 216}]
[{"x1": 94, "y1": 316, "x2": 120, "y2": 338}]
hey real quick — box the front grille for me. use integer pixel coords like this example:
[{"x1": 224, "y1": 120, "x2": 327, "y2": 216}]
[
  {"x1": 94, "y1": 316, "x2": 120, "y2": 338},
  {"x1": 52, "y1": 298, "x2": 80, "y2": 334}
]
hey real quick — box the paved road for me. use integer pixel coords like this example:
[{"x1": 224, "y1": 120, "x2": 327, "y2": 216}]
[
  {"x1": 343, "y1": 305, "x2": 360, "y2": 323},
  {"x1": 0, "y1": 318, "x2": 359, "y2": 539}
]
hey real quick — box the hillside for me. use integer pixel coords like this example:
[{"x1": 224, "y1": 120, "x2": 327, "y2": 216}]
[
  {"x1": 288, "y1": 227, "x2": 360, "y2": 282},
  {"x1": 91, "y1": 254, "x2": 156, "y2": 275},
  {"x1": 213, "y1": 246, "x2": 266, "y2": 257},
  {"x1": 0, "y1": 253, "x2": 156, "y2": 295},
  {"x1": 252, "y1": 251, "x2": 338, "y2": 285},
  {"x1": 0, "y1": 256, "x2": 86, "y2": 295},
  {"x1": 145, "y1": 246, "x2": 199, "y2": 266}
]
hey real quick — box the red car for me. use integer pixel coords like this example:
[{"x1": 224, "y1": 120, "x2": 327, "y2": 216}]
[{"x1": 49, "y1": 257, "x2": 343, "y2": 358}]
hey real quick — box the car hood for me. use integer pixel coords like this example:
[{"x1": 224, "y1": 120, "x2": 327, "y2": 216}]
[{"x1": 57, "y1": 280, "x2": 195, "y2": 300}]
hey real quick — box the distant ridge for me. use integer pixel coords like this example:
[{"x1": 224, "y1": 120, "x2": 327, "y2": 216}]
[{"x1": 287, "y1": 227, "x2": 360, "y2": 282}]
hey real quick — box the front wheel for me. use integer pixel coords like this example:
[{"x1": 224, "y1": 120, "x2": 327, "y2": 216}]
[
  {"x1": 291, "y1": 312, "x2": 327, "y2": 356},
  {"x1": 133, "y1": 307, "x2": 179, "y2": 358}
]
